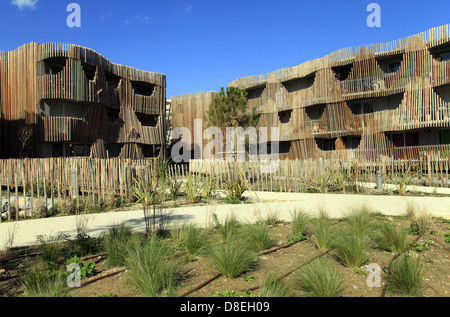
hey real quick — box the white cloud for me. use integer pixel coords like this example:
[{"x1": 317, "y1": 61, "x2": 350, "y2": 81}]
[{"x1": 11, "y1": 0, "x2": 38, "y2": 10}]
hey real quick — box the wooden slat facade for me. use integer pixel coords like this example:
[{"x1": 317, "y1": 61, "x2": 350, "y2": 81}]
[
  {"x1": 172, "y1": 24, "x2": 450, "y2": 163},
  {"x1": 0, "y1": 42, "x2": 166, "y2": 159}
]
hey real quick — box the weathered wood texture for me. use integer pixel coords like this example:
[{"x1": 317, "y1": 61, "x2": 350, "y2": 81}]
[
  {"x1": 0, "y1": 42, "x2": 166, "y2": 159},
  {"x1": 172, "y1": 24, "x2": 450, "y2": 163}
]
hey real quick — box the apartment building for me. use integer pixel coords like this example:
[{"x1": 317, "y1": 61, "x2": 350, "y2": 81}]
[
  {"x1": 0, "y1": 42, "x2": 166, "y2": 159},
  {"x1": 172, "y1": 24, "x2": 450, "y2": 162}
]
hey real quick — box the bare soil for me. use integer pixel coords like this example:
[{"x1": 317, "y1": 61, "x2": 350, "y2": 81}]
[{"x1": 1, "y1": 216, "x2": 449, "y2": 298}]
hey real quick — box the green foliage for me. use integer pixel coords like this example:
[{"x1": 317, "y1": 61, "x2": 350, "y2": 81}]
[
  {"x1": 445, "y1": 232, "x2": 450, "y2": 244},
  {"x1": 243, "y1": 222, "x2": 275, "y2": 252},
  {"x1": 409, "y1": 241, "x2": 424, "y2": 253},
  {"x1": 290, "y1": 209, "x2": 310, "y2": 236},
  {"x1": 65, "y1": 256, "x2": 96, "y2": 279},
  {"x1": 132, "y1": 178, "x2": 158, "y2": 206},
  {"x1": 387, "y1": 253, "x2": 427, "y2": 296},
  {"x1": 36, "y1": 234, "x2": 65, "y2": 269},
  {"x1": 295, "y1": 259, "x2": 344, "y2": 297},
  {"x1": 176, "y1": 223, "x2": 210, "y2": 257},
  {"x1": 311, "y1": 219, "x2": 333, "y2": 251},
  {"x1": 331, "y1": 230, "x2": 369, "y2": 269},
  {"x1": 184, "y1": 173, "x2": 203, "y2": 203},
  {"x1": 343, "y1": 207, "x2": 376, "y2": 238},
  {"x1": 21, "y1": 265, "x2": 68, "y2": 297},
  {"x1": 221, "y1": 172, "x2": 248, "y2": 202},
  {"x1": 207, "y1": 238, "x2": 257, "y2": 279},
  {"x1": 259, "y1": 272, "x2": 292, "y2": 297},
  {"x1": 126, "y1": 236, "x2": 182, "y2": 297},
  {"x1": 67, "y1": 234, "x2": 102, "y2": 258},
  {"x1": 287, "y1": 233, "x2": 309, "y2": 244},
  {"x1": 388, "y1": 165, "x2": 421, "y2": 195},
  {"x1": 167, "y1": 178, "x2": 183, "y2": 201},
  {"x1": 211, "y1": 289, "x2": 256, "y2": 297},
  {"x1": 205, "y1": 87, "x2": 259, "y2": 131},
  {"x1": 215, "y1": 215, "x2": 241, "y2": 243},
  {"x1": 101, "y1": 223, "x2": 134, "y2": 268},
  {"x1": 372, "y1": 222, "x2": 411, "y2": 253}
]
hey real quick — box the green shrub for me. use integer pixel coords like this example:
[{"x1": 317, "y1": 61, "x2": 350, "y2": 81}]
[
  {"x1": 343, "y1": 207, "x2": 376, "y2": 238},
  {"x1": 387, "y1": 253, "x2": 427, "y2": 296},
  {"x1": 332, "y1": 230, "x2": 368, "y2": 268},
  {"x1": 65, "y1": 255, "x2": 96, "y2": 280},
  {"x1": 126, "y1": 236, "x2": 181, "y2": 297},
  {"x1": 36, "y1": 234, "x2": 65, "y2": 269},
  {"x1": 21, "y1": 265, "x2": 67, "y2": 297},
  {"x1": 290, "y1": 209, "x2": 310, "y2": 236},
  {"x1": 311, "y1": 219, "x2": 333, "y2": 251},
  {"x1": 259, "y1": 272, "x2": 292, "y2": 297},
  {"x1": 244, "y1": 222, "x2": 275, "y2": 253},
  {"x1": 295, "y1": 259, "x2": 344, "y2": 297},
  {"x1": 207, "y1": 238, "x2": 257, "y2": 279},
  {"x1": 372, "y1": 222, "x2": 411, "y2": 253},
  {"x1": 211, "y1": 289, "x2": 256, "y2": 297},
  {"x1": 215, "y1": 214, "x2": 241, "y2": 243},
  {"x1": 221, "y1": 172, "x2": 248, "y2": 202},
  {"x1": 178, "y1": 223, "x2": 210, "y2": 257},
  {"x1": 102, "y1": 223, "x2": 134, "y2": 268}
]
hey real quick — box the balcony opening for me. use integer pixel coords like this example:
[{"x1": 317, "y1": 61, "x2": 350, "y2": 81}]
[
  {"x1": 107, "y1": 111, "x2": 121, "y2": 125},
  {"x1": 342, "y1": 135, "x2": 362, "y2": 149},
  {"x1": 137, "y1": 113, "x2": 158, "y2": 127},
  {"x1": 316, "y1": 138, "x2": 337, "y2": 151},
  {"x1": 433, "y1": 83, "x2": 450, "y2": 102},
  {"x1": 375, "y1": 53, "x2": 403, "y2": 74},
  {"x1": 82, "y1": 63, "x2": 96, "y2": 81},
  {"x1": 440, "y1": 129, "x2": 450, "y2": 145},
  {"x1": 246, "y1": 85, "x2": 266, "y2": 100},
  {"x1": 348, "y1": 100, "x2": 373, "y2": 115},
  {"x1": 131, "y1": 81, "x2": 155, "y2": 96},
  {"x1": 278, "y1": 109, "x2": 292, "y2": 124},
  {"x1": 50, "y1": 142, "x2": 89, "y2": 157},
  {"x1": 38, "y1": 57, "x2": 68, "y2": 76},
  {"x1": 430, "y1": 42, "x2": 450, "y2": 62},
  {"x1": 391, "y1": 131, "x2": 419, "y2": 147},
  {"x1": 281, "y1": 73, "x2": 316, "y2": 93},
  {"x1": 105, "y1": 70, "x2": 121, "y2": 90},
  {"x1": 305, "y1": 104, "x2": 326, "y2": 120},
  {"x1": 40, "y1": 100, "x2": 87, "y2": 119},
  {"x1": 331, "y1": 64, "x2": 352, "y2": 81}
]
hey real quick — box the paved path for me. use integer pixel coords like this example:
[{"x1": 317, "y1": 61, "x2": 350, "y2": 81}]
[{"x1": 1, "y1": 190, "x2": 449, "y2": 249}]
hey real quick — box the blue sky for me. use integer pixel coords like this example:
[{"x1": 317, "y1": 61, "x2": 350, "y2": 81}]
[{"x1": 1, "y1": 0, "x2": 450, "y2": 98}]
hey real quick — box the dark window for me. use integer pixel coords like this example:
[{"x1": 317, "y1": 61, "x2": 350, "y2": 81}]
[
  {"x1": 246, "y1": 86, "x2": 265, "y2": 100},
  {"x1": 105, "y1": 71, "x2": 121, "y2": 89},
  {"x1": 131, "y1": 81, "x2": 155, "y2": 96},
  {"x1": 332, "y1": 64, "x2": 352, "y2": 81},
  {"x1": 82, "y1": 63, "x2": 96, "y2": 81},
  {"x1": 278, "y1": 110, "x2": 292, "y2": 124},
  {"x1": 282, "y1": 74, "x2": 316, "y2": 93},
  {"x1": 137, "y1": 114, "x2": 158, "y2": 127},
  {"x1": 316, "y1": 138, "x2": 337, "y2": 151},
  {"x1": 388, "y1": 62, "x2": 401, "y2": 73}
]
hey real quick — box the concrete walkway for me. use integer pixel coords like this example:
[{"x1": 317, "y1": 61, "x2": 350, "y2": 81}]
[{"x1": 1, "y1": 190, "x2": 449, "y2": 249}]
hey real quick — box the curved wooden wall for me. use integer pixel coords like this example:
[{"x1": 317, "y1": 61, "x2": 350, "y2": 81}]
[{"x1": 0, "y1": 42, "x2": 166, "y2": 159}]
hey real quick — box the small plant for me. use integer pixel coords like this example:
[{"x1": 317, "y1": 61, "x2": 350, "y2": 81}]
[
  {"x1": 387, "y1": 253, "x2": 427, "y2": 296},
  {"x1": 410, "y1": 210, "x2": 435, "y2": 236},
  {"x1": 37, "y1": 234, "x2": 65, "y2": 269},
  {"x1": 295, "y1": 258, "x2": 344, "y2": 297},
  {"x1": 207, "y1": 238, "x2": 257, "y2": 279},
  {"x1": 409, "y1": 241, "x2": 424, "y2": 253},
  {"x1": 221, "y1": 172, "x2": 248, "y2": 202},
  {"x1": 290, "y1": 209, "x2": 310, "y2": 236},
  {"x1": 167, "y1": 178, "x2": 183, "y2": 201},
  {"x1": 343, "y1": 206, "x2": 376, "y2": 238},
  {"x1": 126, "y1": 236, "x2": 182, "y2": 297},
  {"x1": 102, "y1": 223, "x2": 134, "y2": 268},
  {"x1": 311, "y1": 219, "x2": 333, "y2": 251},
  {"x1": 332, "y1": 230, "x2": 368, "y2": 269},
  {"x1": 372, "y1": 222, "x2": 411, "y2": 253},
  {"x1": 287, "y1": 233, "x2": 308, "y2": 244},
  {"x1": 215, "y1": 213, "x2": 241, "y2": 243},
  {"x1": 243, "y1": 222, "x2": 275, "y2": 252},
  {"x1": 184, "y1": 173, "x2": 203, "y2": 203},
  {"x1": 388, "y1": 164, "x2": 421, "y2": 195},
  {"x1": 178, "y1": 223, "x2": 210, "y2": 257},
  {"x1": 444, "y1": 232, "x2": 450, "y2": 244},
  {"x1": 259, "y1": 272, "x2": 292, "y2": 297},
  {"x1": 21, "y1": 264, "x2": 67, "y2": 297},
  {"x1": 65, "y1": 255, "x2": 96, "y2": 279},
  {"x1": 211, "y1": 289, "x2": 256, "y2": 297}
]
